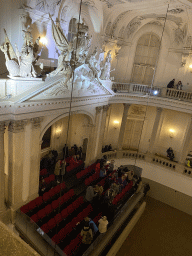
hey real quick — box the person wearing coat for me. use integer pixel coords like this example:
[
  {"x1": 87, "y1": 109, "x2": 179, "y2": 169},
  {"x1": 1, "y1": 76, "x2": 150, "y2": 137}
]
[
  {"x1": 98, "y1": 216, "x2": 108, "y2": 233},
  {"x1": 85, "y1": 186, "x2": 96, "y2": 202}
]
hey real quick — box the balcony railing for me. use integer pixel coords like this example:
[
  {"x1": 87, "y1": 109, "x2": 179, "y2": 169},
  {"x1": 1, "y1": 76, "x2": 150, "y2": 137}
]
[{"x1": 112, "y1": 82, "x2": 192, "y2": 103}]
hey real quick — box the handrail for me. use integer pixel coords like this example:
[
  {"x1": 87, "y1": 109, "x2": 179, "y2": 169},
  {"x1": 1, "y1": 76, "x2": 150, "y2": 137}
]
[
  {"x1": 112, "y1": 82, "x2": 192, "y2": 102},
  {"x1": 102, "y1": 150, "x2": 192, "y2": 178}
]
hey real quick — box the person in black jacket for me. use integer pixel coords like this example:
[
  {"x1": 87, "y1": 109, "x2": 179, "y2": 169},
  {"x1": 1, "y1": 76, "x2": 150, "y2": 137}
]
[{"x1": 167, "y1": 79, "x2": 175, "y2": 88}]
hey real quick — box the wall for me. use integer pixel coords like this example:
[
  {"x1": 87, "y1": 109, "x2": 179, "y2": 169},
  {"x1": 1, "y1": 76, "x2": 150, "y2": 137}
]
[
  {"x1": 50, "y1": 113, "x2": 92, "y2": 157},
  {"x1": 154, "y1": 109, "x2": 190, "y2": 160}
]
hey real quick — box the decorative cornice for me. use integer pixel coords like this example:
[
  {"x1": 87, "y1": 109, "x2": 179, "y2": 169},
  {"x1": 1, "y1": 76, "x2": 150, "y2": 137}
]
[
  {"x1": 30, "y1": 117, "x2": 43, "y2": 129},
  {"x1": 8, "y1": 120, "x2": 28, "y2": 133},
  {"x1": 0, "y1": 122, "x2": 6, "y2": 133},
  {"x1": 103, "y1": 105, "x2": 110, "y2": 111}
]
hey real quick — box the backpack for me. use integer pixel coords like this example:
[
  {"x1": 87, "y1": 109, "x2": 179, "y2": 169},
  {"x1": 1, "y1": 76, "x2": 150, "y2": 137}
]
[{"x1": 84, "y1": 229, "x2": 92, "y2": 244}]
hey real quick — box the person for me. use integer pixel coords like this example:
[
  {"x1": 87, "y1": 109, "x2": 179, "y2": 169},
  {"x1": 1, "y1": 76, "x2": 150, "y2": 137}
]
[
  {"x1": 54, "y1": 159, "x2": 62, "y2": 183},
  {"x1": 176, "y1": 81, "x2": 183, "y2": 90},
  {"x1": 98, "y1": 216, "x2": 108, "y2": 233},
  {"x1": 108, "y1": 159, "x2": 115, "y2": 173},
  {"x1": 81, "y1": 224, "x2": 93, "y2": 244},
  {"x1": 167, "y1": 147, "x2": 175, "y2": 161},
  {"x1": 167, "y1": 79, "x2": 175, "y2": 88},
  {"x1": 63, "y1": 144, "x2": 69, "y2": 159},
  {"x1": 84, "y1": 217, "x2": 98, "y2": 236},
  {"x1": 100, "y1": 166, "x2": 106, "y2": 178},
  {"x1": 85, "y1": 186, "x2": 96, "y2": 202}
]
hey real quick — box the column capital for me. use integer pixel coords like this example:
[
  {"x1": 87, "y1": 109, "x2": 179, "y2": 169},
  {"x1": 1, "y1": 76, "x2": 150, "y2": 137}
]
[
  {"x1": 8, "y1": 120, "x2": 28, "y2": 133},
  {"x1": 30, "y1": 117, "x2": 43, "y2": 129},
  {"x1": 156, "y1": 107, "x2": 163, "y2": 113},
  {"x1": 0, "y1": 121, "x2": 9, "y2": 133},
  {"x1": 103, "y1": 105, "x2": 110, "y2": 112},
  {"x1": 123, "y1": 103, "x2": 131, "y2": 109},
  {"x1": 96, "y1": 106, "x2": 103, "y2": 114}
]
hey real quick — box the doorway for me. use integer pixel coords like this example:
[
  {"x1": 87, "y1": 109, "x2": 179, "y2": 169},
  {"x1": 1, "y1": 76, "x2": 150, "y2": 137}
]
[{"x1": 82, "y1": 138, "x2": 88, "y2": 161}]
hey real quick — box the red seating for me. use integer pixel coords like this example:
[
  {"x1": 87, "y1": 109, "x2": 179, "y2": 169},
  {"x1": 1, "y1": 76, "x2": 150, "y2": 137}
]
[
  {"x1": 51, "y1": 234, "x2": 60, "y2": 245},
  {"x1": 62, "y1": 193, "x2": 69, "y2": 203},
  {"x1": 72, "y1": 200, "x2": 79, "y2": 210},
  {"x1": 47, "y1": 218, "x2": 56, "y2": 230},
  {"x1": 63, "y1": 245, "x2": 72, "y2": 256},
  {"x1": 44, "y1": 177, "x2": 50, "y2": 184},
  {"x1": 68, "y1": 189, "x2": 74, "y2": 197},
  {"x1": 54, "y1": 213, "x2": 62, "y2": 224},
  {"x1": 34, "y1": 196, "x2": 43, "y2": 207},
  {"x1": 51, "y1": 199, "x2": 60, "y2": 211},
  {"x1": 93, "y1": 212, "x2": 102, "y2": 224},
  {"x1": 37, "y1": 208, "x2": 46, "y2": 220},
  {"x1": 41, "y1": 223, "x2": 50, "y2": 234},
  {"x1": 40, "y1": 169, "x2": 48, "y2": 176},
  {"x1": 85, "y1": 178, "x2": 89, "y2": 186},
  {"x1": 43, "y1": 192, "x2": 50, "y2": 202},
  {"x1": 49, "y1": 174, "x2": 55, "y2": 183},
  {"x1": 44, "y1": 204, "x2": 52, "y2": 215},
  {"x1": 77, "y1": 212, "x2": 84, "y2": 222},
  {"x1": 60, "y1": 182, "x2": 66, "y2": 190},
  {"x1": 53, "y1": 185, "x2": 61, "y2": 195},
  {"x1": 28, "y1": 200, "x2": 37, "y2": 211},
  {"x1": 20, "y1": 204, "x2": 29, "y2": 214},
  {"x1": 67, "y1": 205, "x2": 73, "y2": 215},
  {"x1": 30, "y1": 214, "x2": 39, "y2": 223},
  {"x1": 76, "y1": 172, "x2": 81, "y2": 179},
  {"x1": 61, "y1": 209, "x2": 68, "y2": 219},
  {"x1": 78, "y1": 196, "x2": 84, "y2": 206}
]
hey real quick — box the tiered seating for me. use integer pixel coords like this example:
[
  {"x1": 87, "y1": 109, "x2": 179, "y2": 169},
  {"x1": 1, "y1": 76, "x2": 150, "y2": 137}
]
[
  {"x1": 30, "y1": 188, "x2": 75, "y2": 225},
  {"x1": 51, "y1": 204, "x2": 93, "y2": 245},
  {"x1": 84, "y1": 170, "x2": 100, "y2": 186},
  {"x1": 112, "y1": 180, "x2": 133, "y2": 205},
  {"x1": 40, "y1": 168, "x2": 48, "y2": 178},
  {"x1": 76, "y1": 163, "x2": 97, "y2": 180},
  {"x1": 65, "y1": 157, "x2": 84, "y2": 173}
]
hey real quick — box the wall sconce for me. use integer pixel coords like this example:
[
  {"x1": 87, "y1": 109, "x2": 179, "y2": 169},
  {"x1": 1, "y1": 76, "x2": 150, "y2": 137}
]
[
  {"x1": 189, "y1": 64, "x2": 192, "y2": 73},
  {"x1": 40, "y1": 37, "x2": 48, "y2": 46},
  {"x1": 56, "y1": 128, "x2": 61, "y2": 139},
  {"x1": 113, "y1": 120, "x2": 120, "y2": 129},
  {"x1": 169, "y1": 129, "x2": 175, "y2": 138}
]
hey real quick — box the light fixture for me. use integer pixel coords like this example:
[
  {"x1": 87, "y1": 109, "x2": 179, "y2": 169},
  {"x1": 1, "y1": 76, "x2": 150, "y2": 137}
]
[
  {"x1": 153, "y1": 90, "x2": 159, "y2": 96},
  {"x1": 40, "y1": 37, "x2": 48, "y2": 46},
  {"x1": 189, "y1": 64, "x2": 192, "y2": 73},
  {"x1": 169, "y1": 128, "x2": 175, "y2": 138},
  {"x1": 56, "y1": 128, "x2": 61, "y2": 138},
  {"x1": 113, "y1": 120, "x2": 120, "y2": 129}
]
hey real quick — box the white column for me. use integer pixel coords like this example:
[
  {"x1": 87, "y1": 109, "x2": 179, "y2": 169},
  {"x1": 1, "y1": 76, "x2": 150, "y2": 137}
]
[
  {"x1": 8, "y1": 120, "x2": 27, "y2": 210},
  {"x1": 0, "y1": 122, "x2": 6, "y2": 220},
  {"x1": 148, "y1": 107, "x2": 163, "y2": 153},
  {"x1": 93, "y1": 106, "x2": 104, "y2": 159},
  {"x1": 29, "y1": 117, "x2": 42, "y2": 201},
  {"x1": 179, "y1": 116, "x2": 192, "y2": 164},
  {"x1": 97, "y1": 105, "x2": 109, "y2": 157},
  {"x1": 117, "y1": 104, "x2": 131, "y2": 150}
]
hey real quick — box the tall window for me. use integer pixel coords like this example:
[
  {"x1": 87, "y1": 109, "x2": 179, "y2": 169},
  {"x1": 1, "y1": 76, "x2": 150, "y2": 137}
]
[
  {"x1": 131, "y1": 33, "x2": 160, "y2": 85},
  {"x1": 68, "y1": 18, "x2": 77, "y2": 42}
]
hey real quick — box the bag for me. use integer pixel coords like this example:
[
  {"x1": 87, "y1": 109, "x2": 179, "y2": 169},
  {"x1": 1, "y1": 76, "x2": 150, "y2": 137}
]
[{"x1": 84, "y1": 230, "x2": 92, "y2": 244}]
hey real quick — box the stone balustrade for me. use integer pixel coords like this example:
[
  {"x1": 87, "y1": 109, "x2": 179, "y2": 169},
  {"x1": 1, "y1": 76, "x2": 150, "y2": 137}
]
[
  {"x1": 112, "y1": 82, "x2": 192, "y2": 102},
  {"x1": 102, "y1": 149, "x2": 192, "y2": 178}
]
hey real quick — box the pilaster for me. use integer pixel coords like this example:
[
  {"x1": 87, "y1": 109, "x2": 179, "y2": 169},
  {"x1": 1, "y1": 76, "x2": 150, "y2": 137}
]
[
  {"x1": 148, "y1": 107, "x2": 163, "y2": 153},
  {"x1": 179, "y1": 115, "x2": 192, "y2": 164},
  {"x1": 0, "y1": 122, "x2": 6, "y2": 221},
  {"x1": 117, "y1": 104, "x2": 131, "y2": 150},
  {"x1": 8, "y1": 120, "x2": 28, "y2": 211}
]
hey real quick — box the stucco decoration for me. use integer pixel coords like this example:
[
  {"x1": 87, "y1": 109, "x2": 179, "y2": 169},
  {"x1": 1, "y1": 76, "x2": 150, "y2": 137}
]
[
  {"x1": 105, "y1": 22, "x2": 112, "y2": 36},
  {"x1": 0, "y1": 28, "x2": 41, "y2": 78},
  {"x1": 60, "y1": 6, "x2": 68, "y2": 23},
  {"x1": 100, "y1": 50, "x2": 112, "y2": 80},
  {"x1": 111, "y1": 11, "x2": 130, "y2": 37},
  {"x1": 118, "y1": 26, "x2": 125, "y2": 38},
  {"x1": 129, "y1": 105, "x2": 146, "y2": 118},
  {"x1": 35, "y1": 0, "x2": 60, "y2": 15},
  {"x1": 168, "y1": 8, "x2": 184, "y2": 14},
  {"x1": 48, "y1": 17, "x2": 92, "y2": 77},
  {"x1": 125, "y1": 17, "x2": 143, "y2": 39},
  {"x1": 174, "y1": 24, "x2": 187, "y2": 45},
  {"x1": 148, "y1": 21, "x2": 163, "y2": 26}
]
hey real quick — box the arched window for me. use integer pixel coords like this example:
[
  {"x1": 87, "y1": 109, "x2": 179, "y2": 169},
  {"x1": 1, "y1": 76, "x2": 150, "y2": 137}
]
[
  {"x1": 68, "y1": 18, "x2": 77, "y2": 42},
  {"x1": 131, "y1": 33, "x2": 160, "y2": 85}
]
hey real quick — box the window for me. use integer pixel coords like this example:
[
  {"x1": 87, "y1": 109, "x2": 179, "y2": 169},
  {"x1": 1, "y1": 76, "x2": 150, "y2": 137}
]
[
  {"x1": 41, "y1": 126, "x2": 52, "y2": 150},
  {"x1": 131, "y1": 33, "x2": 160, "y2": 85},
  {"x1": 68, "y1": 18, "x2": 77, "y2": 42}
]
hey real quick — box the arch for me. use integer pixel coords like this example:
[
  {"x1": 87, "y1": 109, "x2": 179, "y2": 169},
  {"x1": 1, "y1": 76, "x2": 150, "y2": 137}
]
[{"x1": 40, "y1": 110, "x2": 94, "y2": 141}]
